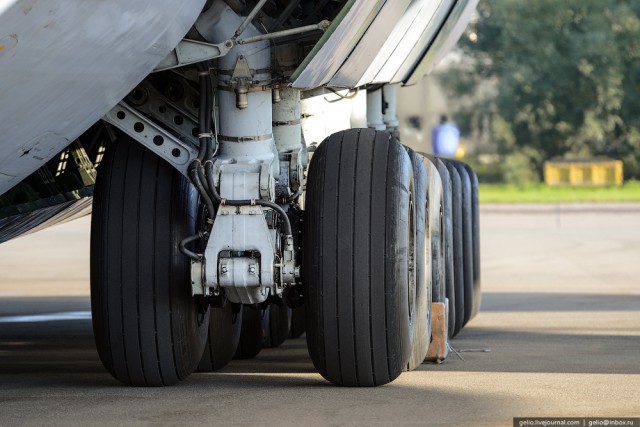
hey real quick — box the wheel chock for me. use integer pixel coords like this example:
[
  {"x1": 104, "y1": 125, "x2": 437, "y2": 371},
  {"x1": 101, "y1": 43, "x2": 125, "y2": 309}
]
[{"x1": 426, "y1": 300, "x2": 449, "y2": 363}]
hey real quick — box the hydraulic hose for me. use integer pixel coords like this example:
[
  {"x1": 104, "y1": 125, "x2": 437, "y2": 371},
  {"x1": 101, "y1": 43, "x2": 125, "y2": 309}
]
[
  {"x1": 196, "y1": 64, "x2": 208, "y2": 161},
  {"x1": 205, "y1": 75, "x2": 214, "y2": 160},
  {"x1": 192, "y1": 63, "x2": 293, "y2": 247},
  {"x1": 196, "y1": 63, "x2": 215, "y2": 163},
  {"x1": 189, "y1": 161, "x2": 215, "y2": 229},
  {"x1": 204, "y1": 161, "x2": 293, "y2": 237},
  {"x1": 179, "y1": 232, "x2": 207, "y2": 261}
]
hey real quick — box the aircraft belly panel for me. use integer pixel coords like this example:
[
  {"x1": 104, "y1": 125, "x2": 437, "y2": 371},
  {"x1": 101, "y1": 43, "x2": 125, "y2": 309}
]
[{"x1": 0, "y1": 0, "x2": 206, "y2": 196}]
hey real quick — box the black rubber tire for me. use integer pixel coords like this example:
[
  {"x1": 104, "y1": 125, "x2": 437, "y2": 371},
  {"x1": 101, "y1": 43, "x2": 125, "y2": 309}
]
[
  {"x1": 304, "y1": 128, "x2": 415, "y2": 387},
  {"x1": 289, "y1": 305, "x2": 306, "y2": 339},
  {"x1": 262, "y1": 303, "x2": 291, "y2": 348},
  {"x1": 451, "y1": 161, "x2": 474, "y2": 327},
  {"x1": 464, "y1": 164, "x2": 482, "y2": 320},
  {"x1": 431, "y1": 158, "x2": 456, "y2": 339},
  {"x1": 443, "y1": 160, "x2": 465, "y2": 337},
  {"x1": 197, "y1": 303, "x2": 243, "y2": 372},
  {"x1": 406, "y1": 150, "x2": 430, "y2": 371},
  {"x1": 233, "y1": 305, "x2": 263, "y2": 360},
  {"x1": 91, "y1": 138, "x2": 209, "y2": 386}
]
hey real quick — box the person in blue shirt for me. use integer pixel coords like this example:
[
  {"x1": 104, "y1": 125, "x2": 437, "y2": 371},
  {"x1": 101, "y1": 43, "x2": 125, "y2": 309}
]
[{"x1": 431, "y1": 115, "x2": 460, "y2": 157}]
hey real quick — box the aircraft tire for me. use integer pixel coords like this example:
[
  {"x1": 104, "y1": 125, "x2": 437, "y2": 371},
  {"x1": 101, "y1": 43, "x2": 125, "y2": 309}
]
[
  {"x1": 233, "y1": 305, "x2": 263, "y2": 359},
  {"x1": 304, "y1": 128, "x2": 415, "y2": 386},
  {"x1": 197, "y1": 303, "x2": 243, "y2": 372},
  {"x1": 91, "y1": 137, "x2": 209, "y2": 386},
  {"x1": 443, "y1": 160, "x2": 465, "y2": 337},
  {"x1": 464, "y1": 163, "x2": 482, "y2": 320},
  {"x1": 262, "y1": 303, "x2": 291, "y2": 348},
  {"x1": 423, "y1": 156, "x2": 446, "y2": 306},
  {"x1": 431, "y1": 158, "x2": 456, "y2": 339},
  {"x1": 451, "y1": 161, "x2": 475, "y2": 328},
  {"x1": 406, "y1": 149, "x2": 430, "y2": 371}
]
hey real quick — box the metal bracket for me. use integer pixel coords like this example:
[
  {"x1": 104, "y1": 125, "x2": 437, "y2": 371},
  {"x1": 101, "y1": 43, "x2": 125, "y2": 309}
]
[
  {"x1": 102, "y1": 102, "x2": 198, "y2": 178},
  {"x1": 125, "y1": 82, "x2": 200, "y2": 147},
  {"x1": 231, "y1": 55, "x2": 253, "y2": 81},
  {"x1": 191, "y1": 260, "x2": 205, "y2": 296},
  {"x1": 229, "y1": 55, "x2": 254, "y2": 109},
  {"x1": 153, "y1": 39, "x2": 234, "y2": 72},
  {"x1": 204, "y1": 205, "x2": 276, "y2": 304}
]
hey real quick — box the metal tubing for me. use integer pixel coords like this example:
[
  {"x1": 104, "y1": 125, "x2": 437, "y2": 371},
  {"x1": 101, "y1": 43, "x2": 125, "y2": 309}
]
[
  {"x1": 382, "y1": 84, "x2": 399, "y2": 128},
  {"x1": 366, "y1": 88, "x2": 386, "y2": 130},
  {"x1": 237, "y1": 21, "x2": 331, "y2": 45},
  {"x1": 234, "y1": 0, "x2": 268, "y2": 38}
]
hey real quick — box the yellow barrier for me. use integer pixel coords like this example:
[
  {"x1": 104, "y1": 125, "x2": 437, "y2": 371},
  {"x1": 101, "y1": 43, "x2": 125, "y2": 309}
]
[{"x1": 544, "y1": 160, "x2": 623, "y2": 186}]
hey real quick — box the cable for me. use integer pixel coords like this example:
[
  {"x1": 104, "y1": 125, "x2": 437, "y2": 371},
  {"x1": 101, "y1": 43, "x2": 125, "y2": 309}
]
[
  {"x1": 189, "y1": 161, "x2": 215, "y2": 230},
  {"x1": 283, "y1": 187, "x2": 301, "y2": 204},
  {"x1": 204, "y1": 161, "x2": 293, "y2": 237},
  {"x1": 179, "y1": 232, "x2": 207, "y2": 261},
  {"x1": 324, "y1": 87, "x2": 359, "y2": 103}
]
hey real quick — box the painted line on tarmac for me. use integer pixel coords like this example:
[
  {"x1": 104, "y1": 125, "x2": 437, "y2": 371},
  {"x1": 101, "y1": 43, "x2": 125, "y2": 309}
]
[{"x1": 0, "y1": 311, "x2": 91, "y2": 323}]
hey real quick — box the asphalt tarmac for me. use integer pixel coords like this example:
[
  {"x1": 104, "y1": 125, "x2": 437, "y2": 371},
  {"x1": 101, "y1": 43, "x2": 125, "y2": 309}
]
[{"x1": 1, "y1": 205, "x2": 639, "y2": 426}]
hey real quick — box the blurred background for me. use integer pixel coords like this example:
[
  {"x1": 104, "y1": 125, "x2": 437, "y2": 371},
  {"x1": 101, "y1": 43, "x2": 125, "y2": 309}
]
[{"x1": 398, "y1": 0, "x2": 640, "y2": 201}]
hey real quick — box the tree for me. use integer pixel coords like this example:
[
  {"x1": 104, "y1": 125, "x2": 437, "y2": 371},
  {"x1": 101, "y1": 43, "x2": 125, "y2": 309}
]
[{"x1": 441, "y1": 0, "x2": 640, "y2": 180}]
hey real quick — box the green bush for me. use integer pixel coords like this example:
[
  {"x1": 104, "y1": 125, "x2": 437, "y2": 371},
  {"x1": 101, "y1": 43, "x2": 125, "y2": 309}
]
[{"x1": 501, "y1": 152, "x2": 540, "y2": 186}]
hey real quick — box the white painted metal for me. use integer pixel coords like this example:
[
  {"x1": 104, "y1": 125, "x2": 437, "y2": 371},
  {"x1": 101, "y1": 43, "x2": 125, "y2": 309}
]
[
  {"x1": 292, "y1": 0, "x2": 474, "y2": 89},
  {"x1": 406, "y1": 0, "x2": 480, "y2": 85},
  {"x1": 349, "y1": 90, "x2": 368, "y2": 129},
  {"x1": 154, "y1": 38, "x2": 233, "y2": 72},
  {"x1": 370, "y1": 0, "x2": 452, "y2": 84},
  {"x1": 382, "y1": 85, "x2": 400, "y2": 129},
  {"x1": 196, "y1": 1, "x2": 281, "y2": 304},
  {"x1": 195, "y1": 1, "x2": 275, "y2": 169},
  {"x1": 273, "y1": 87, "x2": 302, "y2": 155},
  {"x1": 366, "y1": 89, "x2": 386, "y2": 131},
  {"x1": 291, "y1": 0, "x2": 386, "y2": 90},
  {"x1": 329, "y1": 0, "x2": 413, "y2": 87},
  {"x1": 103, "y1": 103, "x2": 198, "y2": 178},
  {"x1": 204, "y1": 204, "x2": 277, "y2": 304},
  {"x1": 273, "y1": 87, "x2": 305, "y2": 193},
  {"x1": 0, "y1": 0, "x2": 205, "y2": 196}
]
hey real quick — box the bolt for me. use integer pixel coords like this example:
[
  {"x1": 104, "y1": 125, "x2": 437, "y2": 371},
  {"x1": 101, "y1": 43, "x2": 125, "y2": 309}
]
[
  {"x1": 221, "y1": 265, "x2": 228, "y2": 275},
  {"x1": 249, "y1": 265, "x2": 256, "y2": 275}
]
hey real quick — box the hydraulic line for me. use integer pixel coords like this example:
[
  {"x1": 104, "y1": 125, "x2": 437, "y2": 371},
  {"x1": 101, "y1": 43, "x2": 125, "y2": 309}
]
[
  {"x1": 197, "y1": 163, "x2": 211, "y2": 194},
  {"x1": 180, "y1": 64, "x2": 214, "y2": 260},
  {"x1": 204, "y1": 73, "x2": 214, "y2": 160},
  {"x1": 188, "y1": 161, "x2": 215, "y2": 226},
  {"x1": 234, "y1": 0, "x2": 268, "y2": 38},
  {"x1": 196, "y1": 64, "x2": 209, "y2": 161},
  {"x1": 179, "y1": 232, "x2": 207, "y2": 261},
  {"x1": 204, "y1": 161, "x2": 293, "y2": 237},
  {"x1": 283, "y1": 188, "x2": 301, "y2": 204},
  {"x1": 180, "y1": 162, "x2": 214, "y2": 259}
]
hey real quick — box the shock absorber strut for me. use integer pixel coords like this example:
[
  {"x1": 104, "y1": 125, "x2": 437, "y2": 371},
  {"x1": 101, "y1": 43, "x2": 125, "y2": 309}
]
[{"x1": 187, "y1": 0, "x2": 298, "y2": 304}]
